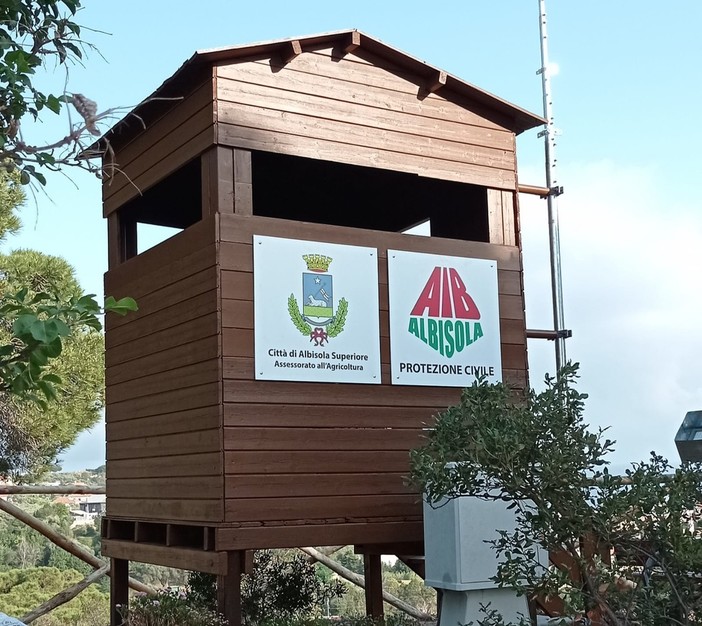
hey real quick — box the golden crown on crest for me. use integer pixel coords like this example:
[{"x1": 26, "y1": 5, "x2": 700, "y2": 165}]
[{"x1": 302, "y1": 254, "x2": 332, "y2": 273}]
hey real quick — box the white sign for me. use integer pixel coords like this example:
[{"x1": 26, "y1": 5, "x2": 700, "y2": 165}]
[
  {"x1": 388, "y1": 250, "x2": 502, "y2": 386},
  {"x1": 254, "y1": 235, "x2": 381, "y2": 384}
]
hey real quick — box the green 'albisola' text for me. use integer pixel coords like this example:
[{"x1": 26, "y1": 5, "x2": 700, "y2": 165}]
[{"x1": 408, "y1": 317, "x2": 483, "y2": 357}]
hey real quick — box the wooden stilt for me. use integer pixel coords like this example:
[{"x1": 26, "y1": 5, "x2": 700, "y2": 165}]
[
  {"x1": 218, "y1": 551, "x2": 243, "y2": 626},
  {"x1": 110, "y1": 558, "x2": 129, "y2": 626},
  {"x1": 363, "y1": 553, "x2": 384, "y2": 622}
]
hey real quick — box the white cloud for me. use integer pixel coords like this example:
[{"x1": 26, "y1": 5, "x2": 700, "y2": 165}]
[{"x1": 520, "y1": 160, "x2": 702, "y2": 468}]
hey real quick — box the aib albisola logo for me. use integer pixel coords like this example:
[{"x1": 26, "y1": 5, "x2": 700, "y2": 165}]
[
  {"x1": 287, "y1": 254, "x2": 348, "y2": 346},
  {"x1": 407, "y1": 266, "x2": 484, "y2": 357}
]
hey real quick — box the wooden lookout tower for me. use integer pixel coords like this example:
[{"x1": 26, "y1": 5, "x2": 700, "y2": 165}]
[{"x1": 95, "y1": 30, "x2": 543, "y2": 625}]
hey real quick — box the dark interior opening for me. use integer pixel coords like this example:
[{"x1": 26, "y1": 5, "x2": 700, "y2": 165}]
[
  {"x1": 251, "y1": 152, "x2": 489, "y2": 242},
  {"x1": 118, "y1": 158, "x2": 202, "y2": 256},
  {"x1": 121, "y1": 158, "x2": 202, "y2": 229}
]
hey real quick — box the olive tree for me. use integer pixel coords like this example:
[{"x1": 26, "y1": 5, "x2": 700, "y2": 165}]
[{"x1": 410, "y1": 364, "x2": 702, "y2": 625}]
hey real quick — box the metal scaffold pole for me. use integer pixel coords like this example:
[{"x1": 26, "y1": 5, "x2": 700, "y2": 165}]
[{"x1": 537, "y1": 0, "x2": 568, "y2": 370}]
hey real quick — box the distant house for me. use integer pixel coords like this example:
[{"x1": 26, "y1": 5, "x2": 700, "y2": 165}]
[
  {"x1": 70, "y1": 494, "x2": 106, "y2": 527},
  {"x1": 79, "y1": 495, "x2": 106, "y2": 515}
]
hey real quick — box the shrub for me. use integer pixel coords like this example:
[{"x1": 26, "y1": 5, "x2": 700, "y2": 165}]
[
  {"x1": 0, "y1": 567, "x2": 108, "y2": 623},
  {"x1": 119, "y1": 589, "x2": 227, "y2": 626},
  {"x1": 410, "y1": 364, "x2": 702, "y2": 626},
  {"x1": 187, "y1": 550, "x2": 346, "y2": 625}
]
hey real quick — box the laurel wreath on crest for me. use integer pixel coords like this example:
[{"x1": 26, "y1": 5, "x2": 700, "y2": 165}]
[
  {"x1": 326, "y1": 298, "x2": 348, "y2": 337},
  {"x1": 288, "y1": 294, "x2": 312, "y2": 335}
]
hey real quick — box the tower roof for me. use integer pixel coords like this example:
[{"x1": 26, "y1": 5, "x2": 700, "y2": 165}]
[{"x1": 100, "y1": 29, "x2": 544, "y2": 149}]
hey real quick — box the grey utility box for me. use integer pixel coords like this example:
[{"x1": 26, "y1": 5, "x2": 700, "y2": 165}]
[{"x1": 424, "y1": 495, "x2": 546, "y2": 591}]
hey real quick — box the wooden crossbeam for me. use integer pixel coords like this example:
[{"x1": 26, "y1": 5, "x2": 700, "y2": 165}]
[
  {"x1": 518, "y1": 183, "x2": 551, "y2": 197},
  {"x1": 426, "y1": 70, "x2": 447, "y2": 93},
  {"x1": 280, "y1": 39, "x2": 302, "y2": 64},
  {"x1": 103, "y1": 538, "x2": 227, "y2": 575},
  {"x1": 300, "y1": 546, "x2": 432, "y2": 621},
  {"x1": 344, "y1": 31, "x2": 361, "y2": 54},
  {"x1": 23, "y1": 563, "x2": 111, "y2": 624},
  {"x1": 0, "y1": 485, "x2": 105, "y2": 495},
  {"x1": 354, "y1": 541, "x2": 423, "y2": 555}
]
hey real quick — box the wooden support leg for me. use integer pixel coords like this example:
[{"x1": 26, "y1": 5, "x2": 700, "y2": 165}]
[
  {"x1": 218, "y1": 551, "x2": 243, "y2": 626},
  {"x1": 110, "y1": 558, "x2": 129, "y2": 626},
  {"x1": 363, "y1": 553, "x2": 384, "y2": 622}
]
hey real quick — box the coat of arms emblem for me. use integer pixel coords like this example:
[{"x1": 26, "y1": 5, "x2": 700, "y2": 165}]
[{"x1": 288, "y1": 254, "x2": 348, "y2": 346}]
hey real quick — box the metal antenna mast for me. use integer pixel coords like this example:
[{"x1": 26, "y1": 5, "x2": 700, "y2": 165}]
[{"x1": 537, "y1": 0, "x2": 568, "y2": 370}]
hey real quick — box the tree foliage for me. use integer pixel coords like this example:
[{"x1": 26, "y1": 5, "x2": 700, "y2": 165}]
[
  {"x1": 188, "y1": 550, "x2": 347, "y2": 624},
  {"x1": 410, "y1": 364, "x2": 702, "y2": 626},
  {"x1": 0, "y1": 0, "x2": 106, "y2": 186},
  {"x1": 0, "y1": 498, "x2": 111, "y2": 595},
  {"x1": 0, "y1": 169, "x2": 134, "y2": 477},
  {"x1": 0, "y1": 246, "x2": 134, "y2": 411},
  {"x1": 0, "y1": 495, "x2": 75, "y2": 572},
  {"x1": 120, "y1": 590, "x2": 227, "y2": 626},
  {"x1": 0, "y1": 3, "x2": 136, "y2": 476},
  {"x1": 0, "y1": 170, "x2": 22, "y2": 241},
  {"x1": 129, "y1": 561, "x2": 189, "y2": 589},
  {"x1": 241, "y1": 550, "x2": 346, "y2": 624},
  {"x1": 0, "y1": 566, "x2": 108, "y2": 624}
]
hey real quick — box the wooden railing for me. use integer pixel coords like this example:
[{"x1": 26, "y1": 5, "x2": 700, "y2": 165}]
[
  {"x1": 0, "y1": 485, "x2": 430, "y2": 624},
  {"x1": 0, "y1": 488, "x2": 153, "y2": 623}
]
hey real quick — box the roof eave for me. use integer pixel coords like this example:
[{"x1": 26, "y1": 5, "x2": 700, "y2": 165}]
[{"x1": 91, "y1": 29, "x2": 544, "y2": 152}]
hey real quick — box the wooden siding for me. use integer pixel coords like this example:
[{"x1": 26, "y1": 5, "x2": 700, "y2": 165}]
[
  {"x1": 216, "y1": 520, "x2": 424, "y2": 552},
  {"x1": 215, "y1": 48, "x2": 517, "y2": 192},
  {"x1": 101, "y1": 211, "x2": 527, "y2": 542},
  {"x1": 487, "y1": 188, "x2": 518, "y2": 247},
  {"x1": 104, "y1": 217, "x2": 223, "y2": 523},
  {"x1": 99, "y1": 34, "x2": 533, "y2": 553},
  {"x1": 102, "y1": 539, "x2": 227, "y2": 575},
  {"x1": 103, "y1": 78, "x2": 216, "y2": 217},
  {"x1": 219, "y1": 212, "x2": 528, "y2": 541}
]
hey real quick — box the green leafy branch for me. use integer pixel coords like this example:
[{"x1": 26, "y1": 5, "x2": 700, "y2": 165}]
[
  {"x1": 409, "y1": 364, "x2": 702, "y2": 626},
  {"x1": 0, "y1": 289, "x2": 137, "y2": 406},
  {"x1": 0, "y1": 0, "x2": 110, "y2": 185},
  {"x1": 287, "y1": 294, "x2": 311, "y2": 336},
  {"x1": 327, "y1": 297, "x2": 347, "y2": 337}
]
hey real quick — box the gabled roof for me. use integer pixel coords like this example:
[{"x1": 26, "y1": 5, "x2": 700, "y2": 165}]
[{"x1": 100, "y1": 29, "x2": 544, "y2": 149}]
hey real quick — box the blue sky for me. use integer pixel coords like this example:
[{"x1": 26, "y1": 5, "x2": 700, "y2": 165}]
[{"x1": 5, "y1": 1, "x2": 702, "y2": 471}]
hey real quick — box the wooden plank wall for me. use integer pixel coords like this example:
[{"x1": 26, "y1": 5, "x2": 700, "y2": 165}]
[
  {"x1": 99, "y1": 43, "x2": 528, "y2": 546},
  {"x1": 216, "y1": 213, "x2": 528, "y2": 550},
  {"x1": 104, "y1": 217, "x2": 224, "y2": 523},
  {"x1": 214, "y1": 47, "x2": 517, "y2": 193},
  {"x1": 102, "y1": 77, "x2": 216, "y2": 217}
]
